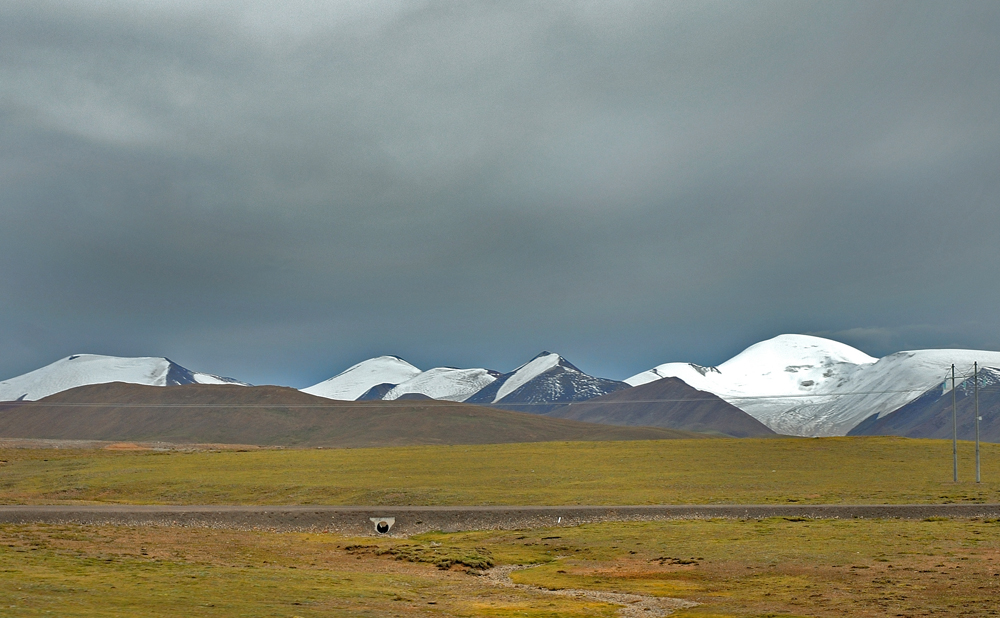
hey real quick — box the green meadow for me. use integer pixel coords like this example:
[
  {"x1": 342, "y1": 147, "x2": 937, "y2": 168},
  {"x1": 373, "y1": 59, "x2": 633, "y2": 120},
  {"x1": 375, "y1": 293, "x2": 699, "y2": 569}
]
[
  {"x1": 3, "y1": 436, "x2": 1000, "y2": 616},
  {"x1": 2, "y1": 436, "x2": 999, "y2": 505}
]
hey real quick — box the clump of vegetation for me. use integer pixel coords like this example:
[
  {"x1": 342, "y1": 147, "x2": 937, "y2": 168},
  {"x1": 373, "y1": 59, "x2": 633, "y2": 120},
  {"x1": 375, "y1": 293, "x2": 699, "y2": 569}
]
[
  {"x1": 652, "y1": 556, "x2": 699, "y2": 565},
  {"x1": 346, "y1": 542, "x2": 494, "y2": 570}
]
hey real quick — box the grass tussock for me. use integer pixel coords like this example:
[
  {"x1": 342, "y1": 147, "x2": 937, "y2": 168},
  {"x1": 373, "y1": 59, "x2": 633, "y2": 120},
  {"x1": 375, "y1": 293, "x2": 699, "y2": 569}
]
[{"x1": 347, "y1": 542, "x2": 495, "y2": 570}]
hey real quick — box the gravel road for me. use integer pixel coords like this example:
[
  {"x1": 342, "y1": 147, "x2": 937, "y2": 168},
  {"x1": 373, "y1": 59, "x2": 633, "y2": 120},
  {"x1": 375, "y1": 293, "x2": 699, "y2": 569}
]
[{"x1": 2, "y1": 503, "x2": 998, "y2": 536}]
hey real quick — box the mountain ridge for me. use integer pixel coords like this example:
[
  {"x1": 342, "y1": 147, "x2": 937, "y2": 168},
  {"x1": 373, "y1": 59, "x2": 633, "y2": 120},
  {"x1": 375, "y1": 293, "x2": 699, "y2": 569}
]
[
  {"x1": 545, "y1": 377, "x2": 777, "y2": 438},
  {"x1": 0, "y1": 382, "x2": 709, "y2": 447},
  {"x1": 7, "y1": 335, "x2": 1000, "y2": 438}
]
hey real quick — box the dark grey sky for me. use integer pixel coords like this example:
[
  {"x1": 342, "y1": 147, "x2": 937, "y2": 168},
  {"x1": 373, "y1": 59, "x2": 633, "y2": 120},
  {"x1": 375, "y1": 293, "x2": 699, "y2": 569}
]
[{"x1": 3, "y1": 1, "x2": 1000, "y2": 386}]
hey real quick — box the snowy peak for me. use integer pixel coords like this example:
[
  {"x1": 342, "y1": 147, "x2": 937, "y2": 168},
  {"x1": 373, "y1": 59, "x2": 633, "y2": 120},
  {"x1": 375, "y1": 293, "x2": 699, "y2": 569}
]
[
  {"x1": 0, "y1": 354, "x2": 248, "y2": 402},
  {"x1": 301, "y1": 356, "x2": 421, "y2": 401},
  {"x1": 465, "y1": 351, "x2": 628, "y2": 410},
  {"x1": 383, "y1": 367, "x2": 500, "y2": 402},
  {"x1": 712, "y1": 334, "x2": 876, "y2": 398},
  {"x1": 495, "y1": 351, "x2": 563, "y2": 402},
  {"x1": 723, "y1": 334, "x2": 877, "y2": 371}
]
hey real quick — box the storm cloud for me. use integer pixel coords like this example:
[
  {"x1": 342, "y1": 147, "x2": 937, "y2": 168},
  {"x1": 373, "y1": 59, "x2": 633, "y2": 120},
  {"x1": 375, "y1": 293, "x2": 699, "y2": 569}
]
[{"x1": 3, "y1": 1, "x2": 1000, "y2": 386}]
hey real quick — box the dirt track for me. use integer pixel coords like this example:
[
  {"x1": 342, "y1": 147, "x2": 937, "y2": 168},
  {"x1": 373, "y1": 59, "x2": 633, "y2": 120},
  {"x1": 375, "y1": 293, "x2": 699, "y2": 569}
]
[{"x1": 2, "y1": 503, "x2": 998, "y2": 536}]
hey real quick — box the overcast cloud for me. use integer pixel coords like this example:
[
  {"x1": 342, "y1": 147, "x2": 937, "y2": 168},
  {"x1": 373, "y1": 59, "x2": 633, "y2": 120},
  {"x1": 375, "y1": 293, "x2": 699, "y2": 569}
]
[{"x1": 3, "y1": 1, "x2": 1000, "y2": 386}]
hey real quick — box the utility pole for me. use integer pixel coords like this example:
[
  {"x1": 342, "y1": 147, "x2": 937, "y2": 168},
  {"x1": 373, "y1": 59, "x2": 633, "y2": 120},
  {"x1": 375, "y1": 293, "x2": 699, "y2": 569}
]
[
  {"x1": 952, "y1": 364, "x2": 958, "y2": 483},
  {"x1": 975, "y1": 362, "x2": 981, "y2": 483}
]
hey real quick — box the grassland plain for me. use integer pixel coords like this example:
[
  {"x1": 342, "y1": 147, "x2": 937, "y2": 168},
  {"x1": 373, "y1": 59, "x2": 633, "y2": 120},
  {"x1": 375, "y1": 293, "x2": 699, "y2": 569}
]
[
  {"x1": 1, "y1": 437, "x2": 999, "y2": 505},
  {"x1": 1, "y1": 517, "x2": 999, "y2": 617}
]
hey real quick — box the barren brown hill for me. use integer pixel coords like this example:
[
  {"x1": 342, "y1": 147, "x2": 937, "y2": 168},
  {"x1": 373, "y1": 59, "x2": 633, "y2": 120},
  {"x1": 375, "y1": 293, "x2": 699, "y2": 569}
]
[
  {"x1": 0, "y1": 382, "x2": 708, "y2": 447},
  {"x1": 545, "y1": 377, "x2": 776, "y2": 438}
]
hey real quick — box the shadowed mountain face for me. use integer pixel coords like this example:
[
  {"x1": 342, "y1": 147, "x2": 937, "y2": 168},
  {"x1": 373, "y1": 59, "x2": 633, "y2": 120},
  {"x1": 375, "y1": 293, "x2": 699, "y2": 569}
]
[
  {"x1": 465, "y1": 352, "x2": 629, "y2": 413},
  {"x1": 848, "y1": 368, "x2": 1000, "y2": 443},
  {"x1": 356, "y1": 383, "x2": 397, "y2": 400},
  {"x1": 0, "y1": 382, "x2": 709, "y2": 447},
  {"x1": 545, "y1": 377, "x2": 776, "y2": 438}
]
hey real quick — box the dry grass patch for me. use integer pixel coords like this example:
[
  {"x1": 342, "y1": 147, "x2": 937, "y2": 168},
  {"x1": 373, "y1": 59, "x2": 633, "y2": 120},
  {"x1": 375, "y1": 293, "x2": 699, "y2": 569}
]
[{"x1": 0, "y1": 524, "x2": 617, "y2": 617}]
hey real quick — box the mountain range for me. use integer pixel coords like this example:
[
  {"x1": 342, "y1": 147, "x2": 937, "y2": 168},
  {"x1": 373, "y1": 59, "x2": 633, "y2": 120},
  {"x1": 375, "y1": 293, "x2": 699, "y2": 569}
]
[
  {"x1": 626, "y1": 334, "x2": 1000, "y2": 438},
  {"x1": 3, "y1": 334, "x2": 999, "y2": 440}
]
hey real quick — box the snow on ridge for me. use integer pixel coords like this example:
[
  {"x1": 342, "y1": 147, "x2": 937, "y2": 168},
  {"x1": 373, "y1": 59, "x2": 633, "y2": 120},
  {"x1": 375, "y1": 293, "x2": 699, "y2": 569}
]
[
  {"x1": 494, "y1": 352, "x2": 561, "y2": 403},
  {"x1": 383, "y1": 367, "x2": 498, "y2": 402},
  {"x1": 192, "y1": 373, "x2": 245, "y2": 385},
  {"x1": 301, "y1": 356, "x2": 421, "y2": 401},
  {"x1": 626, "y1": 364, "x2": 712, "y2": 387},
  {"x1": 0, "y1": 354, "x2": 247, "y2": 402}
]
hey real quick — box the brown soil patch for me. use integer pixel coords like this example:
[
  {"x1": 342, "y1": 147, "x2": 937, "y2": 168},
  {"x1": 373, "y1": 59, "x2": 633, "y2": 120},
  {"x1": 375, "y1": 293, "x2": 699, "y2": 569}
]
[{"x1": 102, "y1": 442, "x2": 148, "y2": 450}]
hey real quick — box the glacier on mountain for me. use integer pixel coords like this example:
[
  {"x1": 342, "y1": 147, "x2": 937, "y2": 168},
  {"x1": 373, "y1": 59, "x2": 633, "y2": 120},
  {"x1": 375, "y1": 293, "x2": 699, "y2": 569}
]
[{"x1": 627, "y1": 334, "x2": 1000, "y2": 436}]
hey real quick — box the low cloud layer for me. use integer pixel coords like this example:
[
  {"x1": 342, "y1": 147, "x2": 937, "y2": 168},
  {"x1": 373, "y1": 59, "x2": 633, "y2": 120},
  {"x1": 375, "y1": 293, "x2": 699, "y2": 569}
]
[{"x1": 3, "y1": 1, "x2": 1000, "y2": 385}]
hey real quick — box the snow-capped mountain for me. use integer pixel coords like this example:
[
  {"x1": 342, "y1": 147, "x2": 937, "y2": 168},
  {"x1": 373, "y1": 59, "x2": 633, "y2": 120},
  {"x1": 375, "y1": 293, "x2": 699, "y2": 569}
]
[
  {"x1": 0, "y1": 354, "x2": 248, "y2": 402},
  {"x1": 465, "y1": 352, "x2": 629, "y2": 412},
  {"x1": 627, "y1": 334, "x2": 1000, "y2": 436},
  {"x1": 302, "y1": 353, "x2": 617, "y2": 406},
  {"x1": 383, "y1": 367, "x2": 500, "y2": 402},
  {"x1": 301, "y1": 356, "x2": 421, "y2": 401}
]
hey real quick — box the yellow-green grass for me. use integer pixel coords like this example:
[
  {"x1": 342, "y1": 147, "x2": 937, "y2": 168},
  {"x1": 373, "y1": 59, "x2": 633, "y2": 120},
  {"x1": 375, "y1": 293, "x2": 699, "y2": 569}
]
[
  {"x1": 2, "y1": 517, "x2": 999, "y2": 617},
  {"x1": 2, "y1": 436, "x2": 999, "y2": 505}
]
